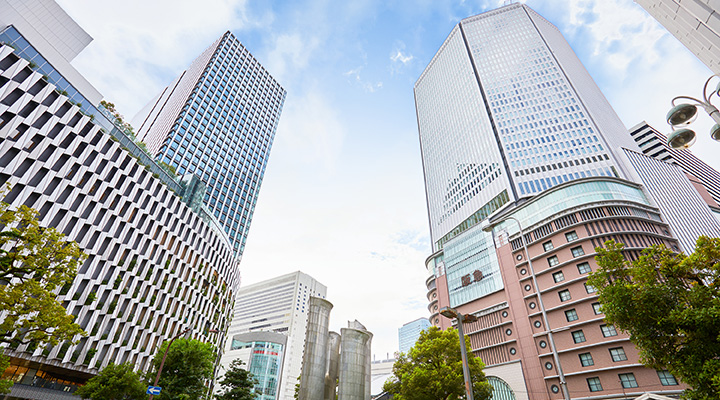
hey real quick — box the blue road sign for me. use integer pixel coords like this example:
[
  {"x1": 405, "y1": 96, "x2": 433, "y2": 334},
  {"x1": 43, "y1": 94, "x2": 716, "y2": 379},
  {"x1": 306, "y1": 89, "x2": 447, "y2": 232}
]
[{"x1": 147, "y1": 386, "x2": 162, "y2": 395}]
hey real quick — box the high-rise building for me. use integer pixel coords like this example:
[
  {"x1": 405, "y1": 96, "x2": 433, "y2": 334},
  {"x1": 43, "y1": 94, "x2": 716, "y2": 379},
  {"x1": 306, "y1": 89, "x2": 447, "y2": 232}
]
[
  {"x1": 222, "y1": 331, "x2": 287, "y2": 400},
  {"x1": 417, "y1": 4, "x2": 691, "y2": 399},
  {"x1": 219, "y1": 271, "x2": 327, "y2": 400},
  {"x1": 398, "y1": 317, "x2": 431, "y2": 354},
  {"x1": 635, "y1": 0, "x2": 720, "y2": 74},
  {"x1": 415, "y1": 3, "x2": 641, "y2": 254},
  {"x1": 629, "y1": 121, "x2": 720, "y2": 209},
  {"x1": 134, "y1": 32, "x2": 286, "y2": 256},
  {"x1": 0, "y1": 1, "x2": 237, "y2": 398},
  {"x1": 620, "y1": 147, "x2": 720, "y2": 252}
]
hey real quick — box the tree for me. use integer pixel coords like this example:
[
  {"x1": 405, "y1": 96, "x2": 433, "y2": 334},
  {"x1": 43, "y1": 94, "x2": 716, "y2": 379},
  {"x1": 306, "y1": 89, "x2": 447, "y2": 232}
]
[
  {"x1": 215, "y1": 359, "x2": 258, "y2": 400},
  {"x1": 587, "y1": 237, "x2": 720, "y2": 400},
  {"x1": 74, "y1": 363, "x2": 146, "y2": 400},
  {"x1": 383, "y1": 326, "x2": 492, "y2": 400},
  {"x1": 0, "y1": 195, "x2": 86, "y2": 393},
  {"x1": 145, "y1": 338, "x2": 216, "y2": 400}
]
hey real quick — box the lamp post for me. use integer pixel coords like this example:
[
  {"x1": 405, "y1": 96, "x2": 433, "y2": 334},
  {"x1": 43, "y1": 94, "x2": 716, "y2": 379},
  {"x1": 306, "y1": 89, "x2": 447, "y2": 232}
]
[
  {"x1": 439, "y1": 306, "x2": 478, "y2": 400},
  {"x1": 483, "y1": 216, "x2": 571, "y2": 400},
  {"x1": 148, "y1": 328, "x2": 219, "y2": 400},
  {"x1": 665, "y1": 74, "x2": 720, "y2": 148}
]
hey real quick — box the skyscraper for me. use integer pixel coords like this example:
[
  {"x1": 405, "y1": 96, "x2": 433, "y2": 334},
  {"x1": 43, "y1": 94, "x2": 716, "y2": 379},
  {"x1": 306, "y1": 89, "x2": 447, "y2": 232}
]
[
  {"x1": 219, "y1": 271, "x2": 327, "y2": 400},
  {"x1": 636, "y1": 0, "x2": 720, "y2": 74},
  {"x1": 415, "y1": 3, "x2": 640, "y2": 253},
  {"x1": 135, "y1": 32, "x2": 286, "y2": 255},
  {"x1": 417, "y1": 4, "x2": 690, "y2": 399},
  {"x1": 398, "y1": 318, "x2": 431, "y2": 354}
]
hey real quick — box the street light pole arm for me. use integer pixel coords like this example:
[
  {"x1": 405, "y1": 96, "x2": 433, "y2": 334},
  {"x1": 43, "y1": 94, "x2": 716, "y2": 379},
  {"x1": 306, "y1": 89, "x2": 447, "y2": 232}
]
[
  {"x1": 702, "y1": 74, "x2": 720, "y2": 103},
  {"x1": 671, "y1": 95, "x2": 705, "y2": 107}
]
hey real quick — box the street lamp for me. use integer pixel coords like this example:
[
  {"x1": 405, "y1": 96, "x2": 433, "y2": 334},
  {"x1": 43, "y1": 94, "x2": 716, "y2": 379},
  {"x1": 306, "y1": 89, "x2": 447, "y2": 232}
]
[
  {"x1": 665, "y1": 74, "x2": 720, "y2": 148},
  {"x1": 482, "y1": 216, "x2": 571, "y2": 400},
  {"x1": 148, "y1": 327, "x2": 219, "y2": 400},
  {"x1": 439, "y1": 306, "x2": 478, "y2": 400}
]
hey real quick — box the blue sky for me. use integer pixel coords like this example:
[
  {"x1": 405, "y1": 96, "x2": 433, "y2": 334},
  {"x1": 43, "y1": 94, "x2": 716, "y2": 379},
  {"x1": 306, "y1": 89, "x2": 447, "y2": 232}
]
[{"x1": 58, "y1": 0, "x2": 720, "y2": 357}]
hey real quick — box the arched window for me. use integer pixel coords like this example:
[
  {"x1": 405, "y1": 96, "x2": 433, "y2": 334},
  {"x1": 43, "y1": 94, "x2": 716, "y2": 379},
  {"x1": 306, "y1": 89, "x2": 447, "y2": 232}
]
[{"x1": 487, "y1": 376, "x2": 516, "y2": 400}]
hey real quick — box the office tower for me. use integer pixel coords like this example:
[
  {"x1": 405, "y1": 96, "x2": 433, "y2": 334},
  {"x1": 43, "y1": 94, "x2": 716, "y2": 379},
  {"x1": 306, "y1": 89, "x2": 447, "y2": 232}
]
[
  {"x1": 0, "y1": 1, "x2": 237, "y2": 397},
  {"x1": 415, "y1": 4, "x2": 641, "y2": 254},
  {"x1": 417, "y1": 4, "x2": 688, "y2": 399},
  {"x1": 630, "y1": 121, "x2": 720, "y2": 208},
  {"x1": 134, "y1": 32, "x2": 286, "y2": 255},
  {"x1": 636, "y1": 0, "x2": 720, "y2": 74},
  {"x1": 620, "y1": 148, "x2": 720, "y2": 252},
  {"x1": 219, "y1": 271, "x2": 327, "y2": 400},
  {"x1": 397, "y1": 317, "x2": 431, "y2": 354}
]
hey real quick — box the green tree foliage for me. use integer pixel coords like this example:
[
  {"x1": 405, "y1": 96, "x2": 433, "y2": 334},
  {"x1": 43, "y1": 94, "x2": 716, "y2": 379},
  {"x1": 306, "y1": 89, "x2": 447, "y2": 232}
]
[
  {"x1": 383, "y1": 326, "x2": 492, "y2": 400},
  {"x1": 588, "y1": 237, "x2": 720, "y2": 400},
  {"x1": 145, "y1": 338, "x2": 216, "y2": 400},
  {"x1": 74, "y1": 363, "x2": 146, "y2": 400},
  {"x1": 215, "y1": 359, "x2": 258, "y2": 400},
  {"x1": 0, "y1": 196, "x2": 86, "y2": 393}
]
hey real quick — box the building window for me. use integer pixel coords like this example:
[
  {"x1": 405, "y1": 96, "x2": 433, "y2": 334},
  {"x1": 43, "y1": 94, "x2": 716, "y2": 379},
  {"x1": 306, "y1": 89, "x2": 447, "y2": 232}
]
[
  {"x1": 619, "y1": 373, "x2": 638, "y2": 388},
  {"x1": 559, "y1": 289, "x2": 571, "y2": 302},
  {"x1": 577, "y1": 262, "x2": 591, "y2": 274},
  {"x1": 592, "y1": 302, "x2": 603, "y2": 315},
  {"x1": 657, "y1": 370, "x2": 678, "y2": 386},
  {"x1": 601, "y1": 324, "x2": 618, "y2": 337},
  {"x1": 579, "y1": 352, "x2": 594, "y2": 367},
  {"x1": 587, "y1": 377, "x2": 603, "y2": 392},
  {"x1": 565, "y1": 231, "x2": 579, "y2": 242},
  {"x1": 553, "y1": 271, "x2": 565, "y2": 283},
  {"x1": 609, "y1": 347, "x2": 628, "y2": 362},
  {"x1": 572, "y1": 330, "x2": 586, "y2": 343},
  {"x1": 548, "y1": 256, "x2": 559, "y2": 267},
  {"x1": 585, "y1": 283, "x2": 597, "y2": 294},
  {"x1": 543, "y1": 241, "x2": 554, "y2": 251},
  {"x1": 571, "y1": 246, "x2": 585, "y2": 257},
  {"x1": 565, "y1": 309, "x2": 579, "y2": 322}
]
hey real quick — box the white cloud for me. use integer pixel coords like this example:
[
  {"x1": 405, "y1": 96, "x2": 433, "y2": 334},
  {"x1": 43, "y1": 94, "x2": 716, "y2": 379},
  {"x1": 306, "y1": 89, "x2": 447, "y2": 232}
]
[
  {"x1": 344, "y1": 66, "x2": 383, "y2": 93},
  {"x1": 266, "y1": 33, "x2": 321, "y2": 83},
  {"x1": 391, "y1": 50, "x2": 414, "y2": 65}
]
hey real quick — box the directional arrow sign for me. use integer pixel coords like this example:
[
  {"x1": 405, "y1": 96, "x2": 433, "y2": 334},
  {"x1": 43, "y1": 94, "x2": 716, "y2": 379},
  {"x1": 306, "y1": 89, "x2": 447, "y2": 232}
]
[{"x1": 147, "y1": 386, "x2": 162, "y2": 396}]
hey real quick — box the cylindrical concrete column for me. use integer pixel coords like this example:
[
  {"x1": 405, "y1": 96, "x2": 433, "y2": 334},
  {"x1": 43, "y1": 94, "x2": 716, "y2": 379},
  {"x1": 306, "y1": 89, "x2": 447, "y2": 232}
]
[
  {"x1": 324, "y1": 331, "x2": 341, "y2": 400},
  {"x1": 338, "y1": 325, "x2": 373, "y2": 400},
  {"x1": 299, "y1": 297, "x2": 333, "y2": 400}
]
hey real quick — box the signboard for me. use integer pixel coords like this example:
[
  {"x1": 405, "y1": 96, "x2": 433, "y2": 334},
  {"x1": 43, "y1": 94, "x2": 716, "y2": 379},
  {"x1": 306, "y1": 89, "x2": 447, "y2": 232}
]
[{"x1": 147, "y1": 386, "x2": 162, "y2": 396}]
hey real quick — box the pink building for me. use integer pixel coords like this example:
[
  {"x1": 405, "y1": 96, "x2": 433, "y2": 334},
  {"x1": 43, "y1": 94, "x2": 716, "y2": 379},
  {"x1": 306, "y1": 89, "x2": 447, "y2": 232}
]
[{"x1": 425, "y1": 178, "x2": 685, "y2": 400}]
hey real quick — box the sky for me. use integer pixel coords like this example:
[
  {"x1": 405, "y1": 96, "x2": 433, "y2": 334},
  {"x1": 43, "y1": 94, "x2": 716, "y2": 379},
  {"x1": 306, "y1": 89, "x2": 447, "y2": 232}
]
[{"x1": 57, "y1": 0, "x2": 720, "y2": 358}]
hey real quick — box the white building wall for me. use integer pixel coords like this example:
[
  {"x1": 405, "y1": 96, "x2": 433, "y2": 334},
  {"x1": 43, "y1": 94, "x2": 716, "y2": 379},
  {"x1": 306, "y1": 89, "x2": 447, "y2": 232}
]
[
  {"x1": 620, "y1": 148, "x2": 720, "y2": 252},
  {"x1": 636, "y1": 0, "x2": 720, "y2": 74},
  {"x1": 0, "y1": 0, "x2": 102, "y2": 104}
]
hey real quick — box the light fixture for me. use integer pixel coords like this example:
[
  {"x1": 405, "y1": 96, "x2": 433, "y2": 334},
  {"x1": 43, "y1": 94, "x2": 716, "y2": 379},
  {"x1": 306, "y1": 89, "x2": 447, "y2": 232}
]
[
  {"x1": 666, "y1": 103, "x2": 698, "y2": 126},
  {"x1": 667, "y1": 128, "x2": 697, "y2": 149},
  {"x1": 711, "y1": 124, "x2": 720, "y2": 141},
  {"x1": 666, "y1": 74, "x2": 720, "y2": 147}
]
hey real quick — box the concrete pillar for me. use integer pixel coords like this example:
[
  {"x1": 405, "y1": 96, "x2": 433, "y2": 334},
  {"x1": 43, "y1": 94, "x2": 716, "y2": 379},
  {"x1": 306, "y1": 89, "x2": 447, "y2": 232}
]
[
  {"x1": 338, "y1": 322, "x2": 373, "y2": 400},
  {"x1": 299, "y1": 297, "x2": 333, "y2": 400},
  {"x1": 324, "y1": 331, "x2": 341, "y2": 400}
]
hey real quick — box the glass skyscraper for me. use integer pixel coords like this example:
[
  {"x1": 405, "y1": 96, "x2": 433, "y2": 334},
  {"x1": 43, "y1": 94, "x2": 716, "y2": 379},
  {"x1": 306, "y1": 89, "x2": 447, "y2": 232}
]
[
  {"x1": 398, "y1": 318, "x2": 431, "y2": 354},
  {"x1": 135, "y1": 31, "x2": 286, "y2": 255},
  {"x1": 415, "y1": 4, "x2": 640, "y2": 252}
]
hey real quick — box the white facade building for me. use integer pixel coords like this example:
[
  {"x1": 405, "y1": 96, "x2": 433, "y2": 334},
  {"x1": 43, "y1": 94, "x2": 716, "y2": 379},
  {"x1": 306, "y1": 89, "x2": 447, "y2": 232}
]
[
  {"x1": 415, "y1": 4, "x2": 641, "y2": 252},
  {"x1": 0, "y1": 41, "x2": 237, "y2": 398},
  {"x1": 636, "y1": 0, "x2": 720, "y2": 74},
  {"x1": 221, "y1": 271, "x2": 327, "y2": 400}
]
